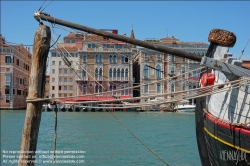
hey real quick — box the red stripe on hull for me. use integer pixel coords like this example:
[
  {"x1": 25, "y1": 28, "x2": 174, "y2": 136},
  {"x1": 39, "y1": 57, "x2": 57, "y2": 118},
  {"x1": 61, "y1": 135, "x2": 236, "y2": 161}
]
[{"x1": 205, "y1": 113, "x2": 250, "y2": 135}]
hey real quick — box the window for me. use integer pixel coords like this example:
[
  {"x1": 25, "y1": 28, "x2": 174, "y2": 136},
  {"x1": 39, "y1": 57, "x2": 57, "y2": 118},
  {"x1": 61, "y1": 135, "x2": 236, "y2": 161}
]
[
  {"x1": 117, "y1": 68, "x2": 120, "y2": 77},
  {"x1": 71, "y1": 39, "x2": 75, "y2": 43},
  {"x1": 17, "y1": 90, "x2": 21, "y2": 95},
  {"x1": 59, "y1": 69, "x2": 62, "y2": 74},
  {"x1": 64, "y1": 94, "x2": 67, "y2": 97},
  {"x1": 59, "y1": 78, "x2": 62, "y2": 82},
  {"x1": 13, "y1": 89, "x2": 15, "y2": 94},
  {"x1": 95, "y1": 55, "x2": 99, "y2": 62},
  {"x1": 51, "y1": 52, "x2": 56, "y2": 57},
  {"x1": 144, "y1": 65, "x2": 148, "y2": 78},
  {"x1": 157, "y1": 83, "x2": 161, "y2": 92},
  {"x1": 83, "y1": 85, "x2": 86, "y2": 94},
  {"x1": 144, "y1": 85, "x2": 148, "y2": 92},
  {"x1": 171, "y1": 55, "x2": 175, "y2": 61},
  {"x1": 156, "y1": 64, "x2": 161, "y2": 78},
  {"x1": 113, "y1": 55, "x2": 117, "y2": 63},
  {"x1": 5, "y1": 88, "x2": 10, "y2": 94},
  {"x1": 83, "y1": 54, "x2": 87, "y2": 62},
  {"x1": 52, "y1": 78, "x2": 55, "y2": 82},
  {"x1": 52, "y1": 69, "x2": 55, "y2": 74},
  {"x1": 5, "y1": 75, "x2": 11, "y2": 82},
  {"x1": 20, "y1": 78, "x2": 22, "y2": 84},
  {"x1": 171, "y1": 83, "x2": 175, "y2": 92},
  {"x1": 5, "y1": 56, "x2": 11, "y2": 63},
  {"x1": 121, "y1": 56, "x2": 125, "y2": 63},
  {"x1": 59, "y1": 61, "x2": 62, "y2": 65},
  {"x1": 109, "y1": 55, "x2": 112, "y2": 63},
  {"x1": 113, "y1": 68, "x2": 116, "y2": 77},
  {"x1": 144, "y1": 52, "x2": 148, "y2": 59},
  {"x1": 109, "y1": 68, "x2": 112, "y2": 77},
  {"x1": 121, "y1": 69, "x2": 124, "y2": 77},
  {"x1": 182, "y1": 84, "x2": 185, "y2": 90},
  {"x1": 64, "y1": 78, "x2": 67, "y2": 82},
  {"x1": 95, "y1": 68, "x2": 98, "y2": 77},
  {"x1": 65, "y1": 39, "x2": 70, "y2": 43},
  {"x1": 182, "y1": 67, "x2": 185, "y2": 73},
  {"x1": 52, "y1": 61, "x2": 55, "y2": 65},
  {"x1": 64, "y1": 69, "x2": 67, "y2": 74},
  {"x1": 99, "y1": 68, "x2": 102, "y2": 77},
  {"x1": 52, "y1": 94, "x2": 55, "y2": 97},
  {"x1": 17, "y1": 59, "x2": 19, "y2": 66},
  {"x1": 52, "y1": 86, "x2": 55, "y2": 90},
  {"x1": 69, "y1": 86, "x2": 73, "y2": 90},
  {"x1": 64, "y1": 86, "x2": 67, "y2": 90},
  {"x1": 99, "y1": 55, "x2": 102, "y2": 62},
  {"x1": 70, "y1": 78, "x2": 73, "y2": 82},
  {"x1": 82, "y1": 70, "x2": 86, "y2": 77},
  {"x1": 171, "y1": 66, "x2": 175, "y2": 74},
  {"x1": 113, "y1": 85, "x2": 116, "y2": 95},
  {"x1": 125, "y1": 68, "x2": 128, "y2": 77},
  {"x1": 59, "y1": 86, "x2": 61, "y2": 90}
]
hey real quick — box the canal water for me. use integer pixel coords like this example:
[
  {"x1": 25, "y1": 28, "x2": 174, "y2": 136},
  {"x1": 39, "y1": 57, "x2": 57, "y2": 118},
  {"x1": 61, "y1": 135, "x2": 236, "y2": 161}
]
[{"x1": 1, "y1": 110, "x2": 201, "y2": 165}]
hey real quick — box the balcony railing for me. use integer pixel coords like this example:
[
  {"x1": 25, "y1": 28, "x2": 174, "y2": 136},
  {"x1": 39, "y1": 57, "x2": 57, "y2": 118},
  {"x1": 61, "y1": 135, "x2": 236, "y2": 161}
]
[
  {"x1": 58, "y1": 65, "x2": 69, "y2": 68},
  {"x1": 109, "y1": 77, "x2": 129, "y2": 81},
  {"x1": 59, "y1": 73, "x2": 73, "y2": 76},
  {"x1": 59, "y1": 90, "x2": 73, "y2": 93}
]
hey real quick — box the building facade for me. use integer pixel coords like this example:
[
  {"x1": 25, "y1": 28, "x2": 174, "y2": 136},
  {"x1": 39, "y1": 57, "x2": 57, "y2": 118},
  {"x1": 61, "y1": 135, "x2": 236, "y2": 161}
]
[
  {"x1": 49, "y1": 30, "x2": 135, "y2": 106},
  {"x1": 0, "y1": 34, "x2": 32, "y2": 109},
  {"x1": 138, "y1": 36, "x2": 209, "y2": 108}
]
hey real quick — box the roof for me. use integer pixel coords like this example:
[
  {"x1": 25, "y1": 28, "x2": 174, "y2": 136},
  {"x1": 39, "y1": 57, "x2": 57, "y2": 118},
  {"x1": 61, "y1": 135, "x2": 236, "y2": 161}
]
[
  {"x1": 50, "y1": 46, "x2": 78, "y2": 52},
  {"x1": 242, "y1": 60, "x2": 250, "y2": 69}
]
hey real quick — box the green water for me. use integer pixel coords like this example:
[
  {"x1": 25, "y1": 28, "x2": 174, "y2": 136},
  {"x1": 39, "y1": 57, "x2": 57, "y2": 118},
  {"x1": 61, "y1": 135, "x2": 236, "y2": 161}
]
[{"x1": 1, "y1": 110, "x2": 201, "y2": 165}]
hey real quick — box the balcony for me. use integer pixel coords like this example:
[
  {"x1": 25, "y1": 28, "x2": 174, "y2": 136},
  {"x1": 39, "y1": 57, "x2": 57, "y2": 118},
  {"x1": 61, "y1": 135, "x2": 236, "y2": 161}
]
[
  {"x1": 5, "y1": 82, "x2": 11, "y2": 86},
  {"x1": 109, "y1": 77, "x2": 129, "y2": 81},
  {"x1": 58, "y1": 65, "x2": 69, "y2": 68},
  {"x1": 59, "y1": 73, "x2": 73, "y2": 76}
]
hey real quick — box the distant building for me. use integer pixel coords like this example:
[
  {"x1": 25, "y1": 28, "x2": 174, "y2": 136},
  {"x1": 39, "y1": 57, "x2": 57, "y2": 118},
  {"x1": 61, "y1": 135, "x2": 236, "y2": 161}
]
[
  {"x1": 0, "y1": 34, "x2": 32, "y2": 109},
  {"x1": 137, "y1": 36, "x2": 209, "y2": 108},
  {"x1": 242, "y1": 60, "x2": 250, "y2": 69},
  {"x1": 49, "y1": 29, "x2": 135, "y2": 107}
]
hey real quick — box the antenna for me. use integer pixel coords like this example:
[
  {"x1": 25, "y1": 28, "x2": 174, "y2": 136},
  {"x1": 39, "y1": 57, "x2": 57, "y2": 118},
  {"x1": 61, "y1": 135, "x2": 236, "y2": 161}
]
[{"x1": 238, "y1": 37, "x2": 250, "y2": 60}]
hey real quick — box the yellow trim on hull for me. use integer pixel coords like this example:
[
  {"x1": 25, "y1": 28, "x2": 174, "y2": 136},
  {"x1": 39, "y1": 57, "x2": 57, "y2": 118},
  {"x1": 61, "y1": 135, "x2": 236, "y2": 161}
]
[{"x1": 204, "y1": 127, "x2": 250, "y2": 154}]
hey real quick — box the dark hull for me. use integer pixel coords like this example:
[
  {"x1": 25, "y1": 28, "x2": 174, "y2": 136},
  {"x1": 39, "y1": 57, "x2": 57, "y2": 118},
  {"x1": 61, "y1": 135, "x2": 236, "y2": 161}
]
[{"x1": 203, "y1": 112, "x2": 250, "y2": 166}]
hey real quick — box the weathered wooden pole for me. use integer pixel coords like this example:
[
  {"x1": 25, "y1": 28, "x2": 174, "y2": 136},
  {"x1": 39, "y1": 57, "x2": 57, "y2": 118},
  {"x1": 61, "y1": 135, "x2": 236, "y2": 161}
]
[{"x1": 18, "y1": 23, "x2": 51, "y2": 166}]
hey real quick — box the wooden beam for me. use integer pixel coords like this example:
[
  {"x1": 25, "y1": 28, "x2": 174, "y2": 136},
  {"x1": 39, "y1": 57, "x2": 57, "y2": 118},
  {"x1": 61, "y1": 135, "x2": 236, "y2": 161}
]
[{"x1": 18, "y1": 23, "x2": 51, "y2": 166}]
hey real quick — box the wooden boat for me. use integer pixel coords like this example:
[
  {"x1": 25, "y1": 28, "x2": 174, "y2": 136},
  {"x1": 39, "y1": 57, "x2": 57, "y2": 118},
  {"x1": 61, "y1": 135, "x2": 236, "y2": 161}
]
[{"x1": 35, "y1": 12, "x2": 250, "y2": 165}]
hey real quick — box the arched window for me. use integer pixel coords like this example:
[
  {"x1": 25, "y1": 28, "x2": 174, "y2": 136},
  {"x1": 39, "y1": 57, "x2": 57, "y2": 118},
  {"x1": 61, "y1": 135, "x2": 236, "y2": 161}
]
[
  {"x1": 99, "y1": 55, "x2": 102, "y2": 62},
  {"x1": 125, "y1": 85, "x2": 128, "y2": 95},
  {"x1": 121, "y1": 85, "x2": 124, "y2": 95},
  {"x1": 99, "y1": 86, "x2": 102, "y2": 93},
  {"x1": 117, "y1": 68, "x2": 120, "y2": 77},
  {"x1": 113, "y1": 68, "x2": 116, "y2": 77},
  {"x1": 109, "y1": 55, "x2": 112, "y2": 63},
  {"x1": 121, "y1": 68, "x2": 124, "y2": 77},
  {"x1": 113, "y1": 85, "x2": 116, "y2": 95},
  {"x1": 156, "y1": 64, "x2": 161, "y2": 78},
  {"x1": 95, "y1": 68, "x2": 98, "y2": 77},
  {"x1": 125, "y1": 68, "x2": 128, "y2": 77},
  {"x1": 99, "y1": 68, "x2": 102, "y2": 76},
  {"x1": 157, "y1": 83, "x2": 161, "y2": 92},
  {"x1": 144, "y1": 65, "x2": 148, "y2": 78},
  {"x1": 95, "y1": 55, "x2": 99, "y2": 62},
  {"x1": 113, "y1": 55, "x2": 117, "y2": 63},
  {"x1": 109, "y1": 68, "x2": 112, "y2": 77}
]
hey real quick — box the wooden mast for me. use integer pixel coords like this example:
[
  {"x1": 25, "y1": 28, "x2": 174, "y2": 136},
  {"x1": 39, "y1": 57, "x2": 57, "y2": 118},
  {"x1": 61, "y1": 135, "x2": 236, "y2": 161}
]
[
  {"x1": 34, "y1": 12, "x2": 202, "y2": 62},
  {"x1": 18, "y1": 23, "x2": 51, "y2": 166}
]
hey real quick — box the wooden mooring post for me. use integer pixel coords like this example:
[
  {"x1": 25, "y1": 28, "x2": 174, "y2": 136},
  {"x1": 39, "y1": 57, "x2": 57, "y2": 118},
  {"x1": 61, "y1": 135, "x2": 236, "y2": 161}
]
[{"x1": 18, "y1": 23, "x2": 51, "y2": 166}]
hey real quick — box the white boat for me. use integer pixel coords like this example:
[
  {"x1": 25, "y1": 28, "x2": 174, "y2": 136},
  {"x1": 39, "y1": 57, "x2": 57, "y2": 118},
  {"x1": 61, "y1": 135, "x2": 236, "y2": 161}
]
[{"x1": 173, "y1": 100, "x2": 195, "y2": 112}]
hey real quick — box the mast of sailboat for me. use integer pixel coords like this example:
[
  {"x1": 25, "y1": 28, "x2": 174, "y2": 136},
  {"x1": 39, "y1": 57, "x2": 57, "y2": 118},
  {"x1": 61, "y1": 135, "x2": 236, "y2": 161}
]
[{"x1": 34, "y1": 11, "x2": 202, "y2": 62}]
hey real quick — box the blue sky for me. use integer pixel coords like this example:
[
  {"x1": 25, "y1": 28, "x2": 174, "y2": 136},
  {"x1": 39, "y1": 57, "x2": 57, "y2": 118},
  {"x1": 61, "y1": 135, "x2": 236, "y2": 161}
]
[{"x1": 1, "y1": 1, "x2": 250, "y2": 60}]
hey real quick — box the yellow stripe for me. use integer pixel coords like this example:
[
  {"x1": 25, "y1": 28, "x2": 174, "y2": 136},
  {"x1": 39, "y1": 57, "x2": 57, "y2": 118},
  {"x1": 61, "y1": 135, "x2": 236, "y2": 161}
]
[{"x1": 204, "y1": 127, "x2": 250, "y2": 154}]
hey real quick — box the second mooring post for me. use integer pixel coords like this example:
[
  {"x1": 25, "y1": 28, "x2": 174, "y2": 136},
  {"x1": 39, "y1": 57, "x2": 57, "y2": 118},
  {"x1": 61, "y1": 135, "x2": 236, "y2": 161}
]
[{"x1": 18, "y1": 23, "x2": 51, "y2": 166}]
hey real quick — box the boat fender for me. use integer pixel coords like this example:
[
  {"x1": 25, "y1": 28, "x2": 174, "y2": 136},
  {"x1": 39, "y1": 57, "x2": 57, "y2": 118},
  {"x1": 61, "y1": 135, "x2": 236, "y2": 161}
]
[{"x1": 200, "y1": 73, "x2": 215, "y2": 87}]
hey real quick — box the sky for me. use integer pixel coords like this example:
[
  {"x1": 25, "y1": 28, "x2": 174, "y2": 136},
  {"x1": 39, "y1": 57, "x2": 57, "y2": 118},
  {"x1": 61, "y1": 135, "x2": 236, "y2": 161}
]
[{"x1": 1, "y1": 1, "x2": 250, "y2": 60}]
